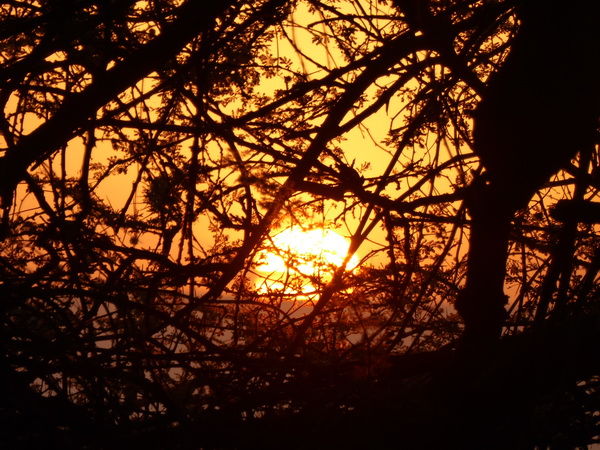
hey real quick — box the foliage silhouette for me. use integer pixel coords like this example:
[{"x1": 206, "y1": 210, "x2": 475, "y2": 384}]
[{"x1": 0, "y1": 0, "x2": 599, "y2": 448}]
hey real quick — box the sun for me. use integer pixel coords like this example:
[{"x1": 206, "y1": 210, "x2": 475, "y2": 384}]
[{"x1": 254, "y1": 228, "x2": 359, "y2": 293}]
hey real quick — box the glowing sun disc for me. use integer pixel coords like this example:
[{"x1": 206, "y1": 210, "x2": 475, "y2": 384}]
[{"x1": 256, "y1": 228, "x2": 359, "y2": 275}]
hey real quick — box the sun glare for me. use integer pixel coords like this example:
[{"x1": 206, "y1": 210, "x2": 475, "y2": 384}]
[{"x1": 255, "y1": 228, "x2": 359, "y2": 293}]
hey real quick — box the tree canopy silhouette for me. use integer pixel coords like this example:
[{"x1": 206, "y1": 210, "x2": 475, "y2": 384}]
[{"x1": 1, "y1": 0, "x2": 599, "y2": 448}]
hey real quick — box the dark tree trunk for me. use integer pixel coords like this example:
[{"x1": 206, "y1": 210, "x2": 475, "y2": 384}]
[
  {"x1": 457, "y1": 0, "x2": 600, "y2": 350},
  {"x1": 456, "y1": 186, "x2": 512, "y2": 350}
]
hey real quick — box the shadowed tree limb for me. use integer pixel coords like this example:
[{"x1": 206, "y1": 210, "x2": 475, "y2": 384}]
[{"x1": 0, "y1": 0, "x2": 237, "y2": 217}]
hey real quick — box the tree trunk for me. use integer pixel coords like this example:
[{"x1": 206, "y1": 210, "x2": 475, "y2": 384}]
[{"x1": 457, "y1": 0, "x2": 600, "y2": 350}]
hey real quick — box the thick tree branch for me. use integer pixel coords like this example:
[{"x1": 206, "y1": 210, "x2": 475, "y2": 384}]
[{"x1": 0, "y1": 0, "x2": 238, "y2": 211}]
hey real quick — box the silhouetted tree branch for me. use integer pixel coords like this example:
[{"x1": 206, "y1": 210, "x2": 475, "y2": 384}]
[{"x1": 1, "y1": 1, "x2": 599, "y2": 448}]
